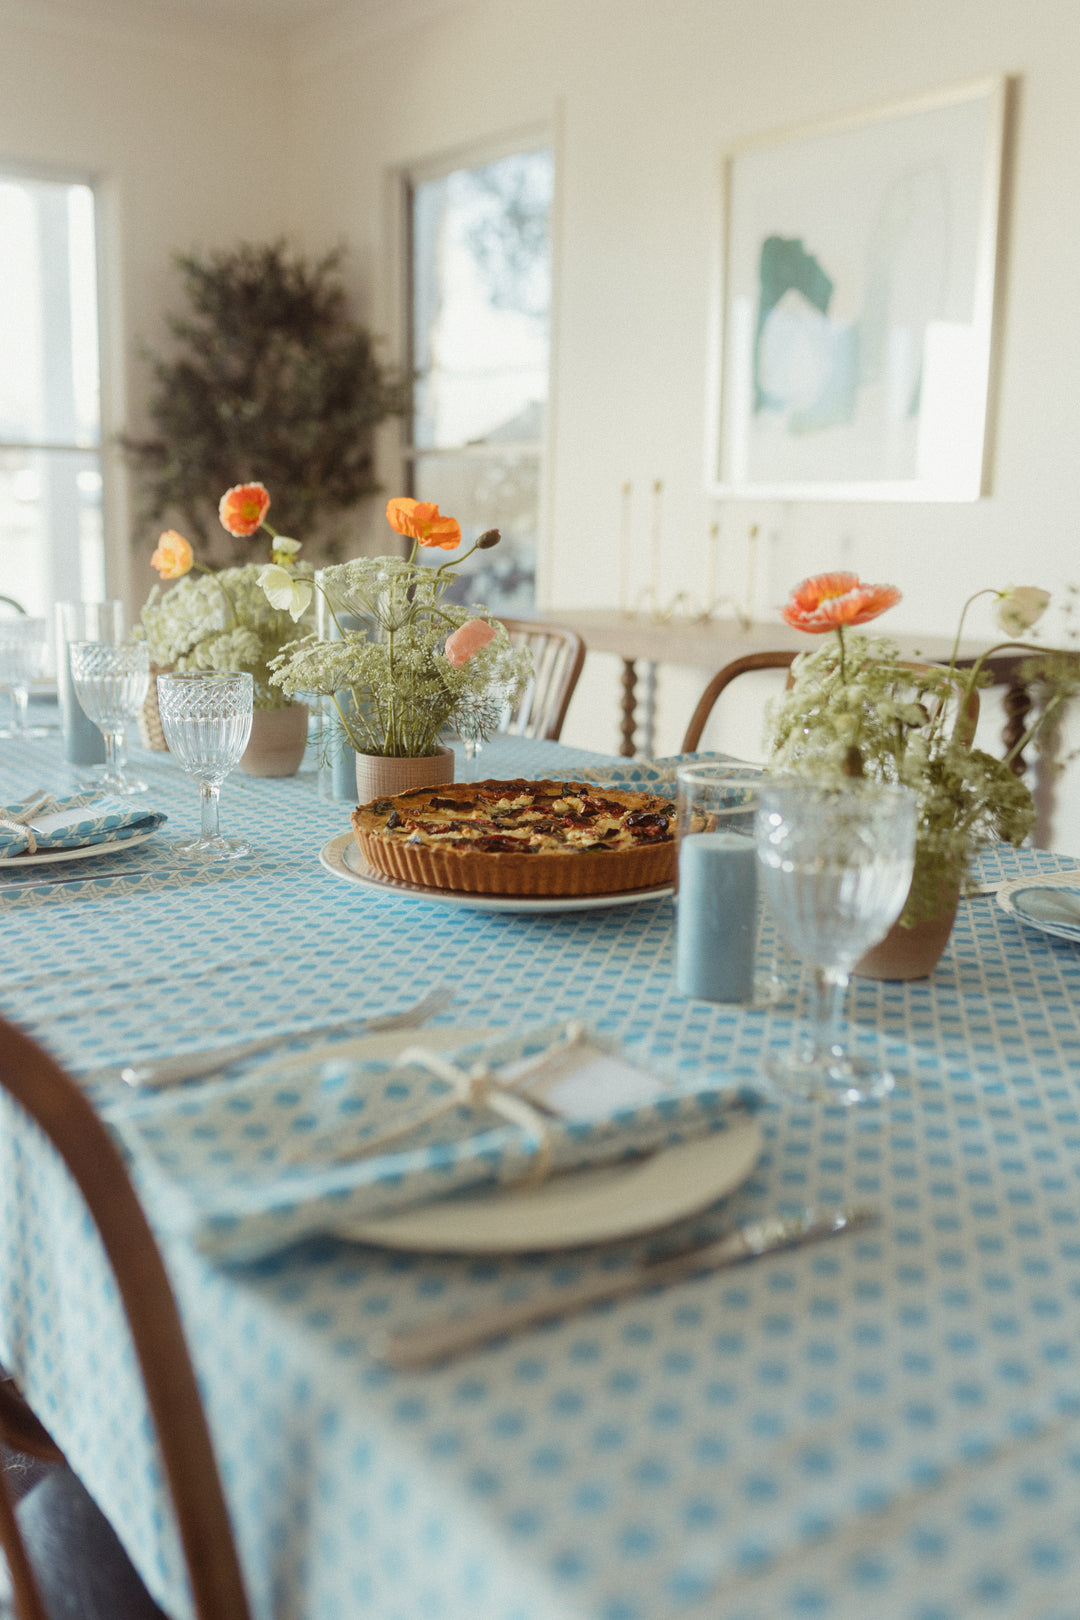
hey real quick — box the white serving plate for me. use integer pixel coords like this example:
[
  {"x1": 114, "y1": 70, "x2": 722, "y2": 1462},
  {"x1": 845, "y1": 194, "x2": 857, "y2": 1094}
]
[
  {"x1": 996, "y1": 871, "x2": 1080, "y2": 944},
  {"x1": 0, "y1": 827, "x2": 159, "y2": 869},
  {"x1": 345, "y1": 1113, "x2": 764, "y2": 1253},
  {"x1": 318, "y1": 832, "x2": 674, "y2": 914}
]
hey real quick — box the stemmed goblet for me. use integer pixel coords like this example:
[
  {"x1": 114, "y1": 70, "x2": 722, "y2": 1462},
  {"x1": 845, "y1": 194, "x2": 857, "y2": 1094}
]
[
  {"x1": 0, "y1": 618, "x2": 49, "y2": 739},
  {"x1": 68, "y1": 641, "x2": 150, "y2": 794},
  {"x1": 755, "y1": 777, "x2": 917, "y2": 1104},
  {"x1": 157, "y1": 672, "x2": 254, "y2": 861}
]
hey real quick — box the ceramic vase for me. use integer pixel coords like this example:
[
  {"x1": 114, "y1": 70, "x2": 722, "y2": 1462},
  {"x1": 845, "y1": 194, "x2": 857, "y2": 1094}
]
[
  {"x1": 354, "y1": 746, "x2": 455, "y2": 805},
  {"x1": 239, "y1": 704, "x2": 309, "y2": 778},
  {"x1": 855, "y1": 867, "x2": 961, "y2": 981}
]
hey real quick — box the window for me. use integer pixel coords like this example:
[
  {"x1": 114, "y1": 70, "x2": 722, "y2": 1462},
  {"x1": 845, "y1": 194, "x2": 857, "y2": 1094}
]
[
  {"x1": 406, "y1": 143, "x2": 554, "y2": 615},
  {"x1": 0, "y1": 170, "x2": 105, "y2": 633}
]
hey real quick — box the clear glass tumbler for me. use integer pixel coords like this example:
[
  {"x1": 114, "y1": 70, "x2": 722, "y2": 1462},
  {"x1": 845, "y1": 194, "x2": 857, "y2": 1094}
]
[
  {"x1": 68, "y1": 641, "x2": 150, "y2": 794},
  {"x1": 755, "y1": 777, "x2": 917, "y2": 1104},
  {"x1": 157, "y1": 672, "x2": 254, "y2": 861},
  {"x1": 674, "y1": 764, "x2": 779, "y2": 1005},
  {"x1": 0, "y1": 618, "x2": 49, "y2": 739}
]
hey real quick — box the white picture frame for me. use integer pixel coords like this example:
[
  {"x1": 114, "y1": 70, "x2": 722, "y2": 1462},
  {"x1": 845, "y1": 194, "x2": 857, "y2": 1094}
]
[{"x1": 707, "y1": 78, "x2": 1009, "y2": 502}]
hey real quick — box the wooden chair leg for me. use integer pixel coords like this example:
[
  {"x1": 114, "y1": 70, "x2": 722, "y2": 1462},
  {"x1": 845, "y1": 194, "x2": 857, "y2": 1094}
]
[{"x1": 0, "y1": 1464, "x2": 49, "y2": 1620}]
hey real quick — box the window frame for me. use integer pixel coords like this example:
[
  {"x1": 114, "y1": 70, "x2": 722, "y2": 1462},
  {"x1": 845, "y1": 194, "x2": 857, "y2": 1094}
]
[
  {"x1": 391, "y1": 122, "x2": 559, "y2": 609},
  {"x1": 0, "y1": 155, "x2": 118, "y2": 626}
]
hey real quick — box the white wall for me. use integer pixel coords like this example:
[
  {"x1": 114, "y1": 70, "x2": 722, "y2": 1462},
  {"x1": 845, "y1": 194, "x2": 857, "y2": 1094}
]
[
  {"x1": 0, "y1": 0, "x2": 287, "y2": 621},
  {"x1": 283, "y1": 0, "x2": 1080, "y2": 845}
]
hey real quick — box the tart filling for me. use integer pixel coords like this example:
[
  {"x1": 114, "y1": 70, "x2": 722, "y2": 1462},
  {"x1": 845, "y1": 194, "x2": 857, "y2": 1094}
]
[{"x1": 350, "y1": 779, "x2": 675, "y2": 896}]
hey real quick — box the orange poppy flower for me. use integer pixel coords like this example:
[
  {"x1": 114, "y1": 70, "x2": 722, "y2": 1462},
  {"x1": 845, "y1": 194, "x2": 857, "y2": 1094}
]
[
  {"x1": 781, "y1": 571, "x2": 901, "y2": 633},
  {"x1": 150, "y1": 529, "x2": 194, "y2": 580},
  {"x1": 219, "y1": 482, "x2": 271, "y2": 538},
  {"x1": 385, "y1": 497, "x2": 462, "y2": 551}
]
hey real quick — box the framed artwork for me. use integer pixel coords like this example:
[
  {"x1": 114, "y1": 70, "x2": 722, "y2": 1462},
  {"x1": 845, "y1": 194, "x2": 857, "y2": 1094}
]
[{"x1": 707, "y1": 78, "x2": 1009, "y2": 501}]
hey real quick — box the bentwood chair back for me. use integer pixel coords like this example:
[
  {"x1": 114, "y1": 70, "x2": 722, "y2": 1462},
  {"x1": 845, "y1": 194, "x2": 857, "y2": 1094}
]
[
  {"x1": 0, "y1": 1017, "x2": 252, "y2": 1620},
  {"x1": 678, "y1": 649, "x2": 1061, "y2": 771},
  {"x1": 499, "y1": 619, "x2": 586, "y2": 741}
]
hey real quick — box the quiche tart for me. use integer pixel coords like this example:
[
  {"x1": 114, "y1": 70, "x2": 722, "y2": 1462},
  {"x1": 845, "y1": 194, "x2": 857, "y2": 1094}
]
[{"x1": 350, "y1": 778, "x2": 675, "y2": 897}]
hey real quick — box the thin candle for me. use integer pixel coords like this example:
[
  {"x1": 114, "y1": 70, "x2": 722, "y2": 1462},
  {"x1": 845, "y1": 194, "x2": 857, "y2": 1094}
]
[
  {"x1": 650, "y1": 479, "x2": 663, "y2": 610},
  {"x1": 618, "y1": 480, "x2": 632, "y2": 615}
]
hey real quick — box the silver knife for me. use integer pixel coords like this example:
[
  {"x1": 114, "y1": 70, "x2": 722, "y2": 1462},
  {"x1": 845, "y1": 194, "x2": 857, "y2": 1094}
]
[
  {"x1": 91, "y1": 982, "x2": 455, "y2": 1089},
  {"x1": 378, "y1": 1206, "x2": 878, "y2": 1371}
]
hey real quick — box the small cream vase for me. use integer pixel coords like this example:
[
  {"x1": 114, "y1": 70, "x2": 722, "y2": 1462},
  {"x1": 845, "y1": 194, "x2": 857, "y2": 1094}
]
[
  {"x1": 354, "y1": 746, "x2": 455, "y2": 804},
  {"x1": 239, "y1": 705, "x2": 310, "y2": 778}
]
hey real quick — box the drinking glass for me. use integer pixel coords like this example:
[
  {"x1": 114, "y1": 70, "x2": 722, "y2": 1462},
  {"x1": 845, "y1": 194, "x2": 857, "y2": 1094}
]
[
  {"x1": 674, "y1": 765, "x2": 784, "y2": 1005},
  {"x1": 755, "y1": 777, "x2": 917, "y2": 1103},
  {"x1": 56, "y1": 600, "x2": 124, "y2": 765},
  {"x1": 0, "y1": 618, "x2": 49, "y2": 739},
  {"x1": 68, "y1": 641, "x2": 150, "y2": 794},
  {"x1": 157, "y1": 672, "x2": 254, "y2": 861}
]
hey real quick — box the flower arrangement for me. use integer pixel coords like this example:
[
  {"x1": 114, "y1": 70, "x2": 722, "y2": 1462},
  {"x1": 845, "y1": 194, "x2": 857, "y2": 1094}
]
[
  {"x1": 767, "y1": 570, "x2": 1073, "y2": 925},
  {"x1": 138, "y1": 483, "x2": 313, "y2": 711},
  {"x1": 264, "y1": 497, "x2": 532, "y2": 759}
]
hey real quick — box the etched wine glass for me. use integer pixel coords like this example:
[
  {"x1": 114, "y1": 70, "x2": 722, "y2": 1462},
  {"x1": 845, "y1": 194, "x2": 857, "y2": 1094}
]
[
  {"x1": 755, "y1": 777, "x2": 917, "y2": 1103},
  {"x1": 0, "y1": 618, "x2": 49, "y2": 739},
  {"x1": 157, "y1": 672, "x2": 254, "y2": 861},
  {"x1": 68, "y1": 641, "x2": 150, "y2": 794}
]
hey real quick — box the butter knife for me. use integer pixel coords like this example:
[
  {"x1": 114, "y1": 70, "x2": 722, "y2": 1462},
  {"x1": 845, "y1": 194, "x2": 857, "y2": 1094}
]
[
  {"x1": 90, "y1": 983, "x2": 454, "y2": 1089},
  {"x1": 378, "y1": 1205, "x2": 878, "y2": 1370}
]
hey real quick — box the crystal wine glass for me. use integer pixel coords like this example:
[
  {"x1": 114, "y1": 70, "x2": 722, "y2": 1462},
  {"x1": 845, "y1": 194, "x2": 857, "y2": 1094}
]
[
  {"x1": 157, "y1": 672, "x2": 254, "y2": 861},
  {"x1": 68, "y1": 641, "x2": 150, "y2": 794},
  {"x1": 0, "y1": 618, "x2": 49, "y2": 739},
  {"x1": 755, "y1": 777, "x2": 917, "y2": 1103}
]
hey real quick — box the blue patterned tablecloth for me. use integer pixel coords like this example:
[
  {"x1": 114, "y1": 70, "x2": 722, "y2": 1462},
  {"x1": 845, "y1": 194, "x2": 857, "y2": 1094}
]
[{"x1": 3, "y1": 733, "x2": 1080, "y2": 1620}]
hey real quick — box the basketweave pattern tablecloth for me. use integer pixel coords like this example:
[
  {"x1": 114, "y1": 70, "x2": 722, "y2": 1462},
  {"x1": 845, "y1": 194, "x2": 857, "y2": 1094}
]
[{"x1": 4, "y1": 733, "x2": 1080, "y2": 1620}]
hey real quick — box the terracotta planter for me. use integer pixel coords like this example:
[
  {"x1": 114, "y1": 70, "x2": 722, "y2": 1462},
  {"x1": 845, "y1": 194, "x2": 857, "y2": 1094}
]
[
  {"x1": 855, "y1": 883, "x2": 961, "y2": 981},
  {"x1": 239, "y1": 704, "x2": 309, "y2": 778},
  {"x1": 355, "y1": 746, "x2": 455, "y2": 805}
]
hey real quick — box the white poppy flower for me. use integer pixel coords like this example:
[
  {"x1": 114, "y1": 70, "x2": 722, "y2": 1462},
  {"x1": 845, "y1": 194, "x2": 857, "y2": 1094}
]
[
  {"x1": 995, "y1": 586, "x2": 1050, "y2": 637},
  {"x1": 258, "y1": 564, "x2": 313, "y2": 622},
  {"x1": 272, "y1": 537, "x2": 301, "y2": 558}
]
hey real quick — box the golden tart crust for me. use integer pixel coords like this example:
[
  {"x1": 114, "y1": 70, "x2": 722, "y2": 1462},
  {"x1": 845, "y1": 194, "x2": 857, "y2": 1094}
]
[{"x1": 350, "y1": 778, "x2": 675, "y2": 897}]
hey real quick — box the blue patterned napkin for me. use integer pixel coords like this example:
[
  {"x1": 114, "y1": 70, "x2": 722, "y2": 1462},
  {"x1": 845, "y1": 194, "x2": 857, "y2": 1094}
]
[
  {"x1": 0, "y1": 794, "x2": 167, "y2": 858},
  {"x1": 109, "y1": 1025, "x2": 753, "y2": 1263},
  {"x1": 572, "y1": 752, "x2": 760, "y2": 799}
]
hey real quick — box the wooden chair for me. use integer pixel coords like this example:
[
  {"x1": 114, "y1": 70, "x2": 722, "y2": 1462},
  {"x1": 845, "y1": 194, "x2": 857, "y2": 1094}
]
[
  {"x1": 0, "y1": 1016, "x2": 252, "y2": 1620},
  {"x1": 681, "y1": 649, "x2": 1037, "y2": 773},
  {"x1": 499, "y1": 618, "x2": 586, "y2": 741}
]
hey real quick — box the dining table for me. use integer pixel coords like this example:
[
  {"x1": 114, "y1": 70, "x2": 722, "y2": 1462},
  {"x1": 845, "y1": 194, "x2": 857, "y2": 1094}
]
[{"x1": 2, "y1": 723, "x2": 1080, "y2": 1620}]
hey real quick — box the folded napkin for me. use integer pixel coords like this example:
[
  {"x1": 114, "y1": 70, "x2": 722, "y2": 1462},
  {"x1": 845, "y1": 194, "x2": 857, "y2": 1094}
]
[
  {"x1": 109, "y1": 1024, "x2": 753, "y2": 1263},
  {"x1": 1012, "y1": 885, "x2": 1080, "y2": 934},
  {"x1": 0, "y1": 793, "x2": 167, "y2": 858},
  {"x1": 572, "y1": 752, "x2": 761, "y2": 799}
]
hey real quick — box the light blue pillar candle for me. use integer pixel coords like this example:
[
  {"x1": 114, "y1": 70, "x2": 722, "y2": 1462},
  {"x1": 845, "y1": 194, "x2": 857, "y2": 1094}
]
[{"x1": 676, "y1": 831, "x2": 758, "y2": 1003}]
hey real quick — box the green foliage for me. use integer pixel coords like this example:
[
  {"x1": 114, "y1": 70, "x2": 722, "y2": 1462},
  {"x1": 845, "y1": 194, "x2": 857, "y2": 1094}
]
[
  {"x1": 269, "y1": 554, "x2": 532, "y2": 757},
  {"x1": 767, "y1": 631, "x2": 1040, "y2": 925},
  {"x1": 122, "y1": 242, "x2": 409, "y2": 560}
]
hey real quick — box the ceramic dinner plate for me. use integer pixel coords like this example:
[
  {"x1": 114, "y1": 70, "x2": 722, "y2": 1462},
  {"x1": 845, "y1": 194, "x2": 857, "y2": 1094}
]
[
  {"x1": 0, "y1": 827, "x2": 159, "y2": 869},
  {"x1": 318, "y1": 832, "x2": 675, "y2": 913},
  {"x1": 996, "y1": 871, "x2": 1080, "y2": 944},
  {"x1": 342, "y1": 1113, "x2": 764, "y2": 1253}
]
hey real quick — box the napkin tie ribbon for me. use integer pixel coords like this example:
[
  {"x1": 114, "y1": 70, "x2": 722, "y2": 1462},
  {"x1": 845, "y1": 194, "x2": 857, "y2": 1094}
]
[
  {"x1": 302, "y1": 1022, "x2": 591, "y2": 1183},
  {"x1": 0, "y1": 794, "x2": 58, "y2": 856}
]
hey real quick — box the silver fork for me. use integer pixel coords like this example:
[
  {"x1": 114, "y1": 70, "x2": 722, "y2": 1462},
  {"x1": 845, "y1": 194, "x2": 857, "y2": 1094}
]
[{"x1": 94, "y1": 984, "x2": 455, "y2": 1089}]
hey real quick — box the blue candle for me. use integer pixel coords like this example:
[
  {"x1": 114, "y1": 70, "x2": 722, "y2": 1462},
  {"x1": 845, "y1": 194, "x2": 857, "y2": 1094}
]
[{"x1": 676, "y1": 831, "x2": 758, "y2": 1003}]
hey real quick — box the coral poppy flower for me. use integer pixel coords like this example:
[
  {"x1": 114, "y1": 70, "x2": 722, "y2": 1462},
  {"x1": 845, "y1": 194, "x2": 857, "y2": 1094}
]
[
  {"x1": 219, "y1": 482, "x2": 271, "y2": 537},
  {"x1": 781, "y1": 571, "x2": 901, "y2": 633},
  {"x1": 386, "y1": 497, "x2": 462, "y2": 551},
  {"x1": 150, "y1": 529, "x2": 193, "y2": 580},
  {"x1": 445, "y1": 618, "x2": 496, "y2": 669}
]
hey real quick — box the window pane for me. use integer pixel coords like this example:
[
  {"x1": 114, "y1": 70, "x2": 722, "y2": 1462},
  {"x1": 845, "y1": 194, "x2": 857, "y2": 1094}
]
[
  {"x1": 412, "y1": 149, "x2": 553, "y2": 453},
  {"x1": 412, "y1": 450, "x2": 540, "y2": 618},
  {"x1": 0, "y1": 447, "x2": 105, "y2": 625},
  {"x1": 0, "y1": 176, "x2": 101, "y2": 449}
]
